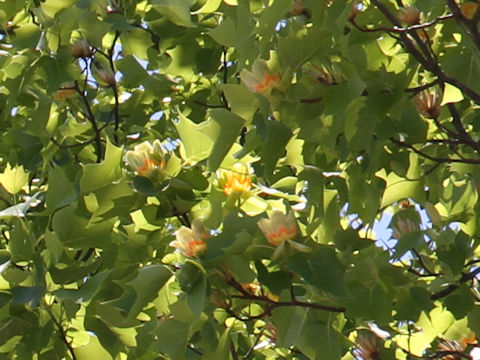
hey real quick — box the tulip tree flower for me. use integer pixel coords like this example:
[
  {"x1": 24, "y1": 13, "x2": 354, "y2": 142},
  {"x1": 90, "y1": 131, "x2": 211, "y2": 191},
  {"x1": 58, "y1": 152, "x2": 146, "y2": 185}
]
[
  {"x1": 217, "y1": 162, "x2": 252, "y2": 197},
  {"x1": 124, "y1": 140, "x2": 167, "y2": 181},
  {"x1": 169, "y1": 219, "x2": 209, "y2": 258},
  {"x1": 258, "y1": 210, "x2": 310, "y2": 260},
  {"x1": 240, "y1": 59, "x2": 281, "y2": 95}
]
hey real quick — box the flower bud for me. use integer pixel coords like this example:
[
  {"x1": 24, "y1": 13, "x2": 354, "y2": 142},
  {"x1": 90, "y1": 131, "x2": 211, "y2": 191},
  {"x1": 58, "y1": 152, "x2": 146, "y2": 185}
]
[
  {"x1": 69, "y1": 39, "x2": 93, "y2": 58},
  {"x1": 397, "y1": 6, "x2": 421, "y2": 26}
]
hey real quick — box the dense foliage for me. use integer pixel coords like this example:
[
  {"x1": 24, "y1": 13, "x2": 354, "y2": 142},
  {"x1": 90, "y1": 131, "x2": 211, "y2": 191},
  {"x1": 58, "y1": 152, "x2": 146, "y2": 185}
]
[{"x1": 1, "y1": 0, "x2": 480, "y2": 359}]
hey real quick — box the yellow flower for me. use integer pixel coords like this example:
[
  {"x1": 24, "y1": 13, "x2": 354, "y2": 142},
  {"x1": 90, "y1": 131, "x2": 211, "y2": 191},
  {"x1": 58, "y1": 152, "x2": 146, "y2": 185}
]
[
  {"x1": 217, "y1": 163, "x2": 252, "y2": 196},
  {"x1": 240, "y1": 59, "x2": 281, "y2": 95},
  {"x1": 169, "y1": 219, "x2": 208, "y2": 258},
  {"x1": 124, "y1": 140, "x2": 167, "y2": 181}
]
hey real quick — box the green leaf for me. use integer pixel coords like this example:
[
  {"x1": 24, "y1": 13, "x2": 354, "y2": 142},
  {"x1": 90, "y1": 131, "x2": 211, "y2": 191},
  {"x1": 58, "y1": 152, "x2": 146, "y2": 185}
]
[
  {"x1": 0, "y1": 163, "x2": 28, "y2": 194},
  {"x1": 46, "y1": 166, "x2": 78, "y2": 210},
  {"x1": 175, "y1": 112, "x2": 213, "y2": 164},
  {"x1": 345, "y1": 283, "x2": 392, "y2": 324},
  {"x1": 444, "y1": 285, "x2": 474, "y2": 319},
  {"x1": 221, "y1": 84, "x2": 259, "y2": 121},
  {"x1": 201, "y1": 109, "x2": 245, "y2": 171},
  {"x1": 152, "y1": 0, "x2": 195, "y2": 27},
  {"x1": 125, "y1": 264, "x2": 172, "y2": 318},
  {"x1": 80, "y1": 140, "x2": 123, "y2": 193},
  {"x1": 116, "y1": 55, "x2": 148, "y2": 87},
  {"x1": 155, "y1": 319, "x2": 190, "y2": 360},
  {"x1": 192, "y1": 0, "x2": 222, "y2": 14},
  {"x1": 11, "y1": 285, "x2": 45, "y2": 308},
  {"x1": 441, "y1": 83, "x2": 464, "y2": 105},
  {"x1": 74, "y1": 334, "x2": 113, "y2": 360},
  {"x1": 287, "y1": 246, "x2": 346, "y2": 296},
  {"x1": 52, "y1": 204, "x2": 113, "y2": 249},
  {"x1": 261, "y1": 120, "x2": 292, "y2": 181}
]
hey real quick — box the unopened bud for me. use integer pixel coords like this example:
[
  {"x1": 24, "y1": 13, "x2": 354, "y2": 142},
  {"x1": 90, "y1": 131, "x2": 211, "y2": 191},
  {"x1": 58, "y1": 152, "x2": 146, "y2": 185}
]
[
  {"x1": 69, "y1": 39, "x2": 93, "y2": 59},
  {"x1": 398, "y1": 6, "x2": 421, "y2": 26}
]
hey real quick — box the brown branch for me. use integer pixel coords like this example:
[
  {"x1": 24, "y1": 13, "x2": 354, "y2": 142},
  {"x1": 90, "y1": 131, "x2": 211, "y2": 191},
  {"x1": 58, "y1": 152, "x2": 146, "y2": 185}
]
[
  {"x1": 46, "y1": 307, "x2": 77, "y2": 360},
  {"x1": 405, "y1": 80, "x2": 440, "y2": 94},
  {"x1": 431, "y1": 267, "x2": 480, "y2": 300},
  {"x1": 224, "y1": 272, "x2": 345, "y2": 313},
  {"x1": 446, "y1": 103, "x2": 480, "y2": 153},
  {"x1": 350, "y1": 13, "x2": 453, "y2": 34},
  {"x1": 73, "y1": 82, "x2": 103, "y2": 162},
  {"x1": 389, "y1": 137, "x2": 480, "y2": 164}
]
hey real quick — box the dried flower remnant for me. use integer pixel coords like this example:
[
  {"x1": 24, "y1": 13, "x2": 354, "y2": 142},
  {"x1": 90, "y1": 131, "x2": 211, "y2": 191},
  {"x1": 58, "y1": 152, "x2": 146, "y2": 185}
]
[
  {"x1": 392, "y1": 218, "x2": 418, "y2": 239},
  {"x1": 169, "y1": 219, "x2": 209, "y2": 258},
  {"x1": 69, "y1": 39, "x2": 93, "y2": 58},
  {"x1": 306, "y1": 63, "x2": 343, "y2": 86},
  {"x1": 391, "y1": 204, "x2": 421, "y2": 242},
  {"x1": 240, "y1": 59, "x2": 281, "y2": 95},
  {"x1": 438, "y1": 339, "x2": 466, "y2": 360},
  {"x1": 397, "y1": 6, "x2": 421, "y2": 25},
  {"x1": 96, "y1": 66, "x2": 116, "y2": 86},
  {"x1": 217, "y1": 162, "x2": 252, "y2": 196},
  {"x1": 353, "y1": 332, "x2": 381, "y2": 360},
  {"x1": 124, "y1": 139, "x2": 167, "y2": 181},
  {"x1": 413, "y1": 89, "x2": 441, "y2": 119},
  {"x1": 289, "y1": 0, "x2": 311, "y2": 18},
  {"x1": 461, "y1": 2, "x2": 480, "y2": 20}
]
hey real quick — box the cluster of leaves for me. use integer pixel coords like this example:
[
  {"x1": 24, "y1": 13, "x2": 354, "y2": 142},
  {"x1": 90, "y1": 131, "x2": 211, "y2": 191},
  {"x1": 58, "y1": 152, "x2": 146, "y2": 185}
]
[{"x1": 1, "y1": 0, "x2": 480, "y2": 359}]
